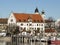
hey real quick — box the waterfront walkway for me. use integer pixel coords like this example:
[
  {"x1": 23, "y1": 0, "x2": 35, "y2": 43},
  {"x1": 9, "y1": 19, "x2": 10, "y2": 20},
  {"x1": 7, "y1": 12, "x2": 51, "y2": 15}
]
[
  {"x1": 0, "y1": 36, "x2": 48, "y2": 45},
  {"x1": 0, "y1": 37, "x2": 11, "y2": 42}
]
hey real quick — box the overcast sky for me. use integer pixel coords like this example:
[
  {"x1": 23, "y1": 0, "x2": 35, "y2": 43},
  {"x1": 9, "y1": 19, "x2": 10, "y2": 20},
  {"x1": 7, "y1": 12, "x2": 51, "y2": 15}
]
[{"x1": 0, "y1": 0, "x2": 60, "y2": 20}]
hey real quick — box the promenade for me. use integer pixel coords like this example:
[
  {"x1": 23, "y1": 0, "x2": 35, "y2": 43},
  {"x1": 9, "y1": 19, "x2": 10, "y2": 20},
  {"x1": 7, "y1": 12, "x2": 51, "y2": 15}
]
[
  {"x1": 0, "y1": 37, "x2": 11, "y2": 42},
  {"x1": 0, "y1": 36, "x2": 48, "y2": 45}
]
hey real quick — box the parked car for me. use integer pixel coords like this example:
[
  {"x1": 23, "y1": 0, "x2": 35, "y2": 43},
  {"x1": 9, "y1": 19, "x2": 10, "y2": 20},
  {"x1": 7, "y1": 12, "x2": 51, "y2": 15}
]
[
  {"x1": 41, "y1": 38, "x2": 46, "y2": 42},
  {"x1": 41, "y1": 37, "x2": 48, "y2": 42}
]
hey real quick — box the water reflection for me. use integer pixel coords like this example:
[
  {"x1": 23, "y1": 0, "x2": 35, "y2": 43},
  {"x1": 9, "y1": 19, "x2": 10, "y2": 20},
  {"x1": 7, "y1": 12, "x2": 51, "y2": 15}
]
[
  {"x1": 0, "y1": 41, "x2": 48, "y2": 45},
  {"x1": 0, "y1": 41, "x2": 6, "y2": 45}
]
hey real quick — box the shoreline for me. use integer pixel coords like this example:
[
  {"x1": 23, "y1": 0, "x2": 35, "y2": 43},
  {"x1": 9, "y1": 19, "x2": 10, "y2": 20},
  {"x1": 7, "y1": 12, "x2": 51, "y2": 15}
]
[{"x1": 0, "y1": 37, "x2": 11, "y2": 42}]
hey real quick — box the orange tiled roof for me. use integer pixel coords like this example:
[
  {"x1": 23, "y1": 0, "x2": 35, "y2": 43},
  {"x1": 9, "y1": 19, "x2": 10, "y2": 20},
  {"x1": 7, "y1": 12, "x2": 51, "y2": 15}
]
[
  {"x1": 13, "y1": 13, "x2": 44, "y2": 23},
  {"x1": 45, "y1": 28, "x2": 55, "y2": 33}
]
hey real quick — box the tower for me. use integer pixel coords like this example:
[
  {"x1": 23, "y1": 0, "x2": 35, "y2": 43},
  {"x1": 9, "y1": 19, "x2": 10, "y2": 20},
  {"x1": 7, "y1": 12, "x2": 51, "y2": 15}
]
[
  {"x1": 35, "y1": 8, "x2": 39, "y2": 14},
  {"x1": 41, "y1": 10, "x2": 45, "y2": 19}
]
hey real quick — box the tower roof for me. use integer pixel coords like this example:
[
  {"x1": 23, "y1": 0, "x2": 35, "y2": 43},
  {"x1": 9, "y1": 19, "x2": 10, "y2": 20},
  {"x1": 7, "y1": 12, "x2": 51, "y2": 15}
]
[
  {"x1": 41, "y1": 10, "x2": 45, "y2": 14},
  {"x1": 35, "y1": 8, "x2": 39, "y2": 13}
]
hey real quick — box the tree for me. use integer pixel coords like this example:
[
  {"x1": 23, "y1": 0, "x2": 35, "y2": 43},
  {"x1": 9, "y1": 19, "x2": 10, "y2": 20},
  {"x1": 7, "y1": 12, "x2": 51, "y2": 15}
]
[
  {"x1": 47, "y1": 17, "x2": 55, "y2": 29},
  {"x1": 13, "y1": 26, "x2": 20, "y2": 34},
  {"x1": 7, "y1": 24, "x2": 20, "y2": 35},
  {"x1": 55, "y1": 21, "x2": 60, "y2": 32}
]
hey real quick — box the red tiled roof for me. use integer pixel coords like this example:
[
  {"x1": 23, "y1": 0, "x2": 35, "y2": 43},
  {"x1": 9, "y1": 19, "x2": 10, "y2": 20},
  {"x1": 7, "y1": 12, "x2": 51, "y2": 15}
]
[
  {"x1": 0, "y1": 18, "x2": 8, "y2": 24},
  {"x1": 13, "y1": 13, "x2": 44, "y2": 23},
  {"x1": 45, "y1": 28, "x2": 55, "y2": 33}
]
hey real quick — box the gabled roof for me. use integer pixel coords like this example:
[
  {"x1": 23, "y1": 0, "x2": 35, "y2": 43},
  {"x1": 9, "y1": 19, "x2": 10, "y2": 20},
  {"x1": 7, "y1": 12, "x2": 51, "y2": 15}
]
[
  {"x1": 0, "y1": 18, "x2": 8, "y2": 24},
  {"x1": 13, "y1": 13, "x2": 44, "y2": 23}
]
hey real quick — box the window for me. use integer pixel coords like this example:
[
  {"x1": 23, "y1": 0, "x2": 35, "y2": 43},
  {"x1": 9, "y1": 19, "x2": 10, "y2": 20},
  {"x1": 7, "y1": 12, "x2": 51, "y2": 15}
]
[
  {"x1": 29, "y1": 24, "x2": 32, "y2": 26},
  {"x1": 37, "y1": 24, "x2": 38, "y2": 26},
  {"x1": 41, "y1": 28, "x2": 43, "y2": 30},
  {"x1": 28, "y1": 19, "x2": 32, "y2": 22},
  {"x1": 41, "y1": 31, "x2": 43, "y2": 33},
  {"x1": 24, "y1": 28, "x2": 26, "y2": 30},
  {"x1": 11, "y1": 19, "x2": 13, "y2": 22},
  {"x1": 35, "y1": 28, "x2": 36, "y2": 30},
  {"x1": 21, "y1": 23, "x2": 23, "y2": 26},
  {"x1": 30, "y1": 28, "x2": 31, "y2": 30},
  {"x1": 41, "y1": 24, "x2": 43, "y2": 26},
  {"x1": 37, "y1": 20, "x2": 39, "y2": 22},
  {"x1": 37, "y1": 28, "x2": 40, "y2": 30},
  {"x1": 34, "y1": 20, "x2": 36, "y2": 22},
  {"x1": 19, "y1": 20, "x2": 21, "y2": 22},
  {"x1": 24, "y1": 20, "x2": 26, "y2": 22},
  {"x1": 21, "y1": 27, "x2": 23, "y2": 30},
  {"x1": 27, "y1": 24, "x2": 28, "y2": 26},
  {"x1": 41, "y1": 20, "x2": 43, "y2": 22},
  {"x1": 32, "y1": 28, "x2": 34, "y2": 30}
]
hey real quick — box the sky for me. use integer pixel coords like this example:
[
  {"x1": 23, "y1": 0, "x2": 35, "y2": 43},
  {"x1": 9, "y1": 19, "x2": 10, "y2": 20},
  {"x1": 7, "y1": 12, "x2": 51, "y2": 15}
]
[{"x1": 0, "y1": 0, "x2": 60, "y2": 20}]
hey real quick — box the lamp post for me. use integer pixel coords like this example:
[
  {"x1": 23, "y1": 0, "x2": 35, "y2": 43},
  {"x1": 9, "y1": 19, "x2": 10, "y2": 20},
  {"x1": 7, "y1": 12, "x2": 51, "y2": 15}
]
[{"x1": 39, "y1": 32, "x2": 41, "y2": 45}]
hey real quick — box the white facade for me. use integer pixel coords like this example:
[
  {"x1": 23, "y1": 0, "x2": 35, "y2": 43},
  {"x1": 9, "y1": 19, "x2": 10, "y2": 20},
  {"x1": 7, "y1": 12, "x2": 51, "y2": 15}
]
[
  {"x1": 8, "y1": 13, "x2": 16, "y2": 25},
  {"x1": 8, "y1": 13, "x2": 45, "y2": 33},
  {"x1": 55, "y1": 19, "x2": 60, "y2": 26},
  {"x1": 17, "y1": 22, "x2": 44, "y2": 32},
  {"x1": 41, "y1": 14, "x2": 45, "y2": 20}
]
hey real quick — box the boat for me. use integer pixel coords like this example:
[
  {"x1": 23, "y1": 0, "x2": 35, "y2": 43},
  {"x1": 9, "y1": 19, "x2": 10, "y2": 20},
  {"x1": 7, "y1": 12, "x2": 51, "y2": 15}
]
[{"x1": 48, "y1": 37, "x2": 60, "y2": 44}]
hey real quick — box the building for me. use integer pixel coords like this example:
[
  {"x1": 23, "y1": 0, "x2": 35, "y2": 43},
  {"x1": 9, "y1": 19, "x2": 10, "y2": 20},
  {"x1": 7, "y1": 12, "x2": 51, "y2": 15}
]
[
  {"x1": 8, "y1": 8, "x2": 45, "y2": 35},
  {"x1": 55, "y1": 19, "x2": 60, "y2": 35},
  {"x1": 0, "y1": 18, "x2": 8, "y2": 32},
  {"x1": 45, "y1": 28, "x2": 57, "y2": 37},
  {"x1": 45, "y1": 18, "x2": 57, "y2": 37}
]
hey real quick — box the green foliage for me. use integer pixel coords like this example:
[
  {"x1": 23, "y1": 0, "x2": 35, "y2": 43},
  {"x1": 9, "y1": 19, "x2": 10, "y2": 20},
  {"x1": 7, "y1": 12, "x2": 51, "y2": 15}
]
[{"x1": 13, "y1": 26, "x2": 20, "y2": 35}]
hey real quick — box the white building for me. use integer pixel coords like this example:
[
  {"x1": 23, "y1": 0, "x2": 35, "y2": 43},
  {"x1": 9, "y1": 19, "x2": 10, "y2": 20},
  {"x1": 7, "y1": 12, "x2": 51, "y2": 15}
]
[
  {"x1": 8, "y1": 8, "x2": 45, "y2": 34},
  {"x1": 55, "y1": 19, "x2": 60, "y2": 27}
]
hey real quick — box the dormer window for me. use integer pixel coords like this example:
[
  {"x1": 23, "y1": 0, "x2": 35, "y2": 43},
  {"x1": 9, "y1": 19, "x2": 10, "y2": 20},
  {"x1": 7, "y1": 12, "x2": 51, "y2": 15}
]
[
  {"x1": 28, "y1": 19, "x2": 32, "y2": 22},
  {"x1": 19, "y1": 20, "x2": 21, "y2": 22},
  {"x1": 34, "y1": 20, "x2": 36, "y2": 22},
  {"x1": 37, "y1": 20, "x2": 39, "y2": 22},
  {"x1": 24, "y1": 20, "x2": 26, "y2": 22},
  {"x1": 41, "y1": 20, "x2": 43, "y2": 22}
]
